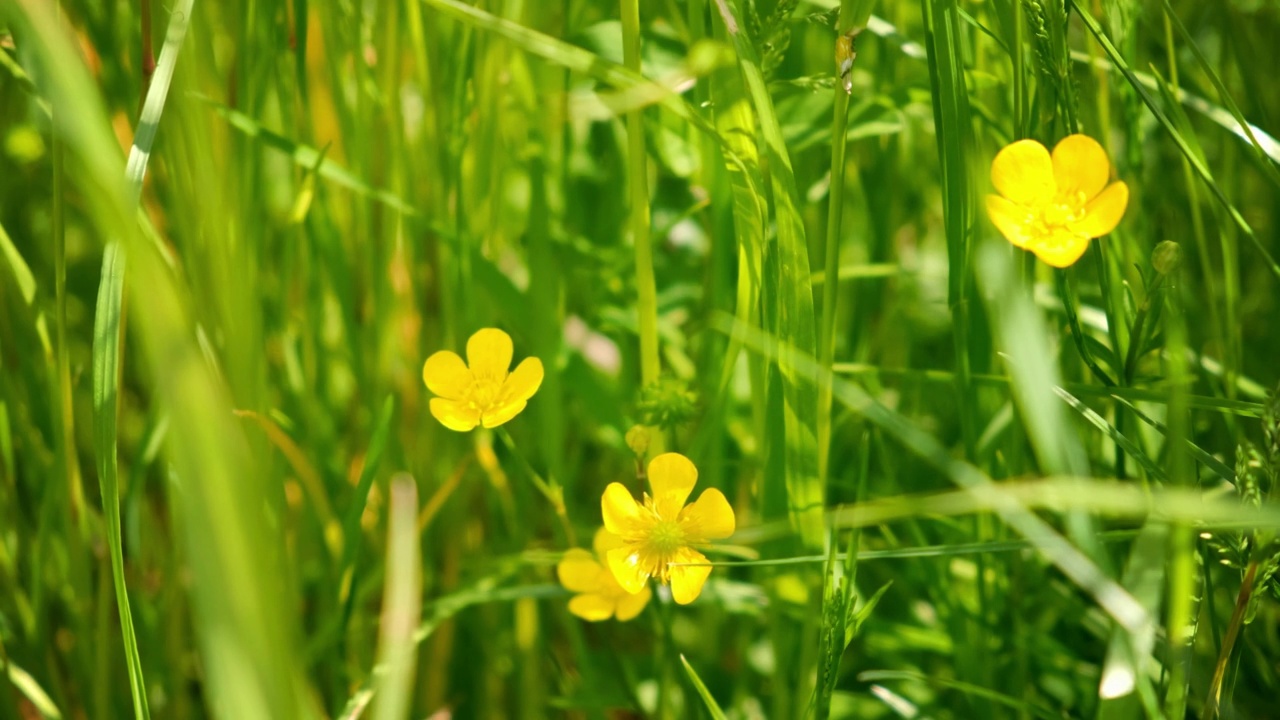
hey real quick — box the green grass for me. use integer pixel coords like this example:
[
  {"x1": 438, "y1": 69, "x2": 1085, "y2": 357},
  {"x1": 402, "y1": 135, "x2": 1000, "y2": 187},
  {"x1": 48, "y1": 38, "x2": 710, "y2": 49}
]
[{"x1": 2, "y1": 0, "x2": 1280, "y2": 718}]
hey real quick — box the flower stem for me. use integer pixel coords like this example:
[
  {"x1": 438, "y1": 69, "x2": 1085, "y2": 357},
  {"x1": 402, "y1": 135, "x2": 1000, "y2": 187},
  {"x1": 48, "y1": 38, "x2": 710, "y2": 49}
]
[{"x1": 620, "y1": 0, "x2": 661, "y2": 391}]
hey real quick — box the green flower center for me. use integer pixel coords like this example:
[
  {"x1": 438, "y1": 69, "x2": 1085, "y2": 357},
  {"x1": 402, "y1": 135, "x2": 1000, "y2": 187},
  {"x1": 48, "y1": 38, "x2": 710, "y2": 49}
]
[{"x1": 646, "y1": 519, "x2": 686, "y2": 557}]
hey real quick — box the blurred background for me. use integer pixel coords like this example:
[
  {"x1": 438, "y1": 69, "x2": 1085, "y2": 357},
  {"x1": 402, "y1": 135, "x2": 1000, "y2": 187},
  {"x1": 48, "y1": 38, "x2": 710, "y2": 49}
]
[{"x1": 2, "y1": 0, "x2": 1280, "y2": 717}]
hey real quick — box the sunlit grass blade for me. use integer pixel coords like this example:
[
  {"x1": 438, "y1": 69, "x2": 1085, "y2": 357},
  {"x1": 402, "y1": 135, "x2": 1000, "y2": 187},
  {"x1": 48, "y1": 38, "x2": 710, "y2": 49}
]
[
  {"x1": 715, "y1": 0, "x2": 822, "y2": 548},
  {"x1": 5, "y1": 660, "x2": 62, "y2": 719},
  {"x1": 371, "y1": 475, "x2": 422, "y2": 720},
  {"x1": 91, "y1": 243, "x2": 149, "y2": 720},
  {"x1": 857, "y1": 670, "x2": 1061, "y2": 720},
  {"x1": 1096, "y1": 523, "x2": 1166, "y2": 718},
  {"x1": 828, "y1": 479, "x2": 1280, "y2": 530}
]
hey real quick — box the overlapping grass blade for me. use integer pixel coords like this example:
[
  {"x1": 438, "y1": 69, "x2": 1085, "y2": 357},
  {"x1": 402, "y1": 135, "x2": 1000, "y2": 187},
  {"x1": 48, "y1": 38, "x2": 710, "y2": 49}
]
[{"x1": 714, "y1": 0, "x2": 822, "y2": 548}]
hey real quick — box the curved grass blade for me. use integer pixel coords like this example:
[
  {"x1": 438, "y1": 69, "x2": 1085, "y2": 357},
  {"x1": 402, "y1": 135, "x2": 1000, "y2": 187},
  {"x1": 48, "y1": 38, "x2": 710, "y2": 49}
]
[
  {"x1": 680, "y1": 655, "x2": 728, "y2": 720},
  {"x1": 91, "y1": 244, "x2": 149, "y2": 720},
  {"x1": 90, "y1": 0, "x2": 195, "y2": 716}
]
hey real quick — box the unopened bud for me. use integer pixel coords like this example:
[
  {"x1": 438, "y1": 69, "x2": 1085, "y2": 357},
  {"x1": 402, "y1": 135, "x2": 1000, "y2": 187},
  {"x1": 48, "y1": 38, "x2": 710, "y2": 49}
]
[
  {"x1": 1152, "y1": 241, "x2": 1182, "y2": 275},
  {"x1": 625, "y1": 425, "x2": 651, "y2": 458}
]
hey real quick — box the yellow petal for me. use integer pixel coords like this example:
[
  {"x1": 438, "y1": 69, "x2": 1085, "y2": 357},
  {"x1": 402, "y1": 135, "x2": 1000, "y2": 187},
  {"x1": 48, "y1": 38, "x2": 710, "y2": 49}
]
[
  {"x1": 557, "y1": 549, "x2": 604, "y2": 594},
  {"x1": 986, "y1": 194, "x2": 1034, "y2": 249},
  {"x1": 647, "y1": 452, "x2": 698, "y2": 519},
  {"x1": 1052, "y1": 134, "x2": 1111, "y2": 201},
  {"x1": 422, "y1": 351, "x2": 472, "y2": 400},
  {"x1": 429, "y1": 398, "x2": 480, "y2": 432},
  {"x1": 605, "y1": 546, "x2": 650, "y2": 594},
  {"x1": 466, "y1": 328, "x2": 513, "y2": 379},
  {"x1": 501, "y1": 357, "x2": 544, "y2": 404},
  {"x1": 613, "y1": 585, "x2": 652, "y2": 621},
  {"x1": 480, "y1": 400, "x2": 526, "y2": 429},
  {"x1": 567, "y1": 593, "x2": 616, "y2": 622},
  {"x1": 679, "y1": 488, "x2": 736, "y2": 542},
  {"x1": 1028, "y1": 229, "x2": 1092, "y2": 269},
  {"x1": 991, "y1": 139, "x2": 1056, "y2": 206},
  {"x1": 592, "y1": 527, "x2": 623, "y2": 556},
  {"x1": 601, "y1": 483, "x2": 644, "y2": 536},
  {"x1": 668, "y1": 548, "x2": 712, "y2": 605},
  {"x1": 1071, "y1": 181, "x2": 1129, "y2": 238}
]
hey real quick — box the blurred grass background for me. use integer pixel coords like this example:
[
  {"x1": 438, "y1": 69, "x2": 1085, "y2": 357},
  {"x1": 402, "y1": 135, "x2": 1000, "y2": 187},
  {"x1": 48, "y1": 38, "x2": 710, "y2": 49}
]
[{"x1": 2, "y1": 0, "x2": 1280, "y2": 717}]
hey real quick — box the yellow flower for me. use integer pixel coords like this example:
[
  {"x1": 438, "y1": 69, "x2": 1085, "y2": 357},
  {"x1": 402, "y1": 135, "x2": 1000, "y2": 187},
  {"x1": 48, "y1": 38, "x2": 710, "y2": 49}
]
[
  {"x1": 986, "y1": 134, "x2": 1129, "y2": 268},
  {"x1": 601, "y1": 453, "x2": 735, "y2": 605},
  {"x1": 422, "y1": 328, "x2": 543, "y2": 431},
  {"x1": 556, "y1": 528, "x2": 653, "y2": 621}
]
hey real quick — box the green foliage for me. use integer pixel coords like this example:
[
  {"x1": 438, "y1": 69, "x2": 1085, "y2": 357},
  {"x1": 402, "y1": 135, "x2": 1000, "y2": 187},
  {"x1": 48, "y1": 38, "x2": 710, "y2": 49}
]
[{"x1": 1, "y1": 0, "x2": 1279, "y2": 717}]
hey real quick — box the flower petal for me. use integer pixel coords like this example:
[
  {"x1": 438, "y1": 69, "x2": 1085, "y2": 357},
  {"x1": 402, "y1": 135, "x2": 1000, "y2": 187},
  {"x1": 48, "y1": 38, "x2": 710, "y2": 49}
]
[
  {"x1": 480, "y1": 400, "x2": 526, "y2": 429},
  {"x1": 668, "y1": 548, "x2": 712, "y2": 605},
  {"x1": 592, "y1": 527, "x2": 623, "y2": 556},
  {"x1": 502, "y1": 357, "x2": 544, "y2": 404},
  {"x1": 422, "y1": 351, "x2": 473, "y2": 400},
  {"x1": 429, "y1": 398, "x2": 480, "y2": 432},
  {"x1": 557, "y1": 549, "x2": 604, "y2": 594},
  {"x1": 648, "y1": 452, "x2": 698, "y2": 519},
  {"x1": 991, "y1": 139, "x2": 1056, "y2": 206},
  {"x1": 1071, "y1": 181, "x2": 1129, "y2": 239},
  {"x1": 601, "y1": 483, "x2": 644, "y2": 536},
  {"x1": 605, "y1": 546, "x2": 650, "y2": 595},
  {"x1": 567, "y1": 593, "x2": 616, "y2": 622},
  {"x1": 1052, "y1": 134, "x2": 1111, "y2": 201},
  {"x1": 613, "y1": 585, "x2": 652, "y2": 621},
  {"x1": 1028, "y1": 229, "x2": 1092, "y2": 269},
  {"x1": 466, "y1": 328, "x2": 514, "y2": 379},
  {"x1": 986, "y1": 195, "x2": 1034, "y2": 249},
  {"x1": 679, "y1": 488, "x2": 736, "y2": 542}
]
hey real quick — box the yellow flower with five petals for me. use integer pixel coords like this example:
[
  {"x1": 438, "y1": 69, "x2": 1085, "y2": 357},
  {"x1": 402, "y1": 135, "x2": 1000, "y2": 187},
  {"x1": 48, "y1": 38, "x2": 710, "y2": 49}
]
[
  {"x1": 422, "y1": 328, "x2": 543, "y2": 431},
  {"x1": 986, "y1": 134, "x2": 1129, "y2": 268},
  {"x1": 601, "y1": 453, "x2": 735, "y2": 605},
  {"x1": 556, "y1": 528, "x2": 653, "y2": 621}
]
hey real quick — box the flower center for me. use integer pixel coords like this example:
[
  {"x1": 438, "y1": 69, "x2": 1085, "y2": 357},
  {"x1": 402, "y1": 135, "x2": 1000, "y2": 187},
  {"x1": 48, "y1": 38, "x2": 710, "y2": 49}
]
[
  {"x1": 647, "y1": 519, "x2": 686, "y2": 556},
  {"x1": 1029, "y1": 191, "x2": 1088, "y2": 236},
  {"x1": 466, "y1": 372, "x2": 505, "y2": 412}
]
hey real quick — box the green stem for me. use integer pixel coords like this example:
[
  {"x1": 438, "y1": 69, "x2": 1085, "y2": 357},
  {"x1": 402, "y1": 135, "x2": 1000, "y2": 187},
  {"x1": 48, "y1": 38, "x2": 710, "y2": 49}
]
[
  {"x1": 1056, "y1": 270, "x2": 1115, "y2": 387},
  {"x1": 620, "y1": 0, "x2": 660, "y2": 390},
  {"x1": 818, "y1": 3, "x2": 857, "y2": 485}
]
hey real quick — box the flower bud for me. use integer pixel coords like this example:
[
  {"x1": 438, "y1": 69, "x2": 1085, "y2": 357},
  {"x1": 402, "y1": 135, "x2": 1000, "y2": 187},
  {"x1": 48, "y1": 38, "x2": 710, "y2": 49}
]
[
  {"x1": 1152, "y1": 241, "x2": 1182, "y2": 275},
  {"x1": 625, "y1": 425, "x2": 650, "y2": 458}
]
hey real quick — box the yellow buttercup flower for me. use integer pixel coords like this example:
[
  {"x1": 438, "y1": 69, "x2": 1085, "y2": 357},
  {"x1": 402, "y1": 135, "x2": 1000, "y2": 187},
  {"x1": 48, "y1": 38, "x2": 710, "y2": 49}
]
[
  {"x1": 601, "y1": 453, "x2": 735, "y2": 605},
  {"x1": 422, "y1": 328, "x2": 543, "y2": 431},
  {"x1": 986, "y1": 134, "x2": 1129, "y2": 268},
  {"x1": 556, "y1": 527, "x2": 653, "y2": 621}
]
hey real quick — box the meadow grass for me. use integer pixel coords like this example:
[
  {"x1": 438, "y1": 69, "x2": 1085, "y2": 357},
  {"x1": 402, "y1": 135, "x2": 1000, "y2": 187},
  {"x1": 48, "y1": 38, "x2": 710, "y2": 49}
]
[{"x1": 2, "y1": 0, "x2": 1280, "y2": 718}]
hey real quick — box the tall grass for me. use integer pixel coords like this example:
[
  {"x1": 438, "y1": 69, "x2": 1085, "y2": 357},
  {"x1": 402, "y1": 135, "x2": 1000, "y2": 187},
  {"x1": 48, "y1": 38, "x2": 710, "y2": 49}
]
[{"x1": 1, "y1": 0, "x2": 1279, "y2": 717}]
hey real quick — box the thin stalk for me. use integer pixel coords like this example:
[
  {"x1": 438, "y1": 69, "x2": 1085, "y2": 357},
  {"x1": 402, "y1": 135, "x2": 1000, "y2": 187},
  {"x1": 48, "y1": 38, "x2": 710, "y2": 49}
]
[
  {"x1": 620, "y1": 0, "x2": 661, "y2": 391},
  {"x1": 1202, "y1": 560, "x2": 1258, "y2": 720},
  {"x1": 818, "y1": 0, "x2": 859, "y2": 485}
]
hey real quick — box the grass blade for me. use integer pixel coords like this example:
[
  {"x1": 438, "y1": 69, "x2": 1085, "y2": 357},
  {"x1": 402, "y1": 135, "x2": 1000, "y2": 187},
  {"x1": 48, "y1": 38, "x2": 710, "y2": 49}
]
[
  {"x1": 680, "y1": 655, "x2": 728, "y2": 720},
  {"x1": 371, "y1": 475, "x2": 422, "y2": 720},
  {"x1": 91, "y1": 244, "x2": 149, "y2": 720}
]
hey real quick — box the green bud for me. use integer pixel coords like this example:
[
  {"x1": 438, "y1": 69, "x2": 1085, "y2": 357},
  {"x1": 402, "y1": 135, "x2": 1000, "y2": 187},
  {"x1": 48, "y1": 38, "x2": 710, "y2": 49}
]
[
  {"x1": 636, "y1": 377, "x2": 698, "y2": 430},
  {"x1": 625, "y1": 425, "x2": 650, "y2": 458},
  {"x1": 1152, "y1": 241, "x2": 1182, "y2": 275}
]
